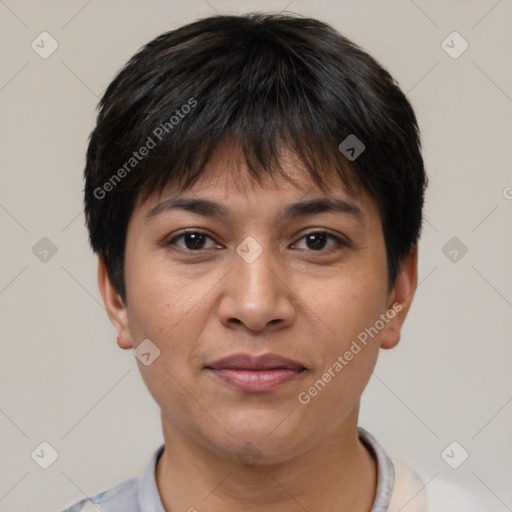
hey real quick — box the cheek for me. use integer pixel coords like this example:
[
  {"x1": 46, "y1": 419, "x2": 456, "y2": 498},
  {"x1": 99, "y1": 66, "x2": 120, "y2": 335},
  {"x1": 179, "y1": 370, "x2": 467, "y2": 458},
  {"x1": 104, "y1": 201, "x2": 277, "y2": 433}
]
[
  {"x1": 296, "y1": 259, "x2": 387, "y2": 398},
  {"x1": 125, "y1": 248, "x2": 192, "y2": 333},
  {"x1": 311, "y1": 263, "x2": 388, "y2": 348},
  {"x1": 123, "y1": 262, "x2": 209, "y2": 423},
  {"x1": 124, "y1": 256, "x2": 222, "y2": 392},
  {"x1": 295, "y1": 279, "x2": 384, "y2": 431}
]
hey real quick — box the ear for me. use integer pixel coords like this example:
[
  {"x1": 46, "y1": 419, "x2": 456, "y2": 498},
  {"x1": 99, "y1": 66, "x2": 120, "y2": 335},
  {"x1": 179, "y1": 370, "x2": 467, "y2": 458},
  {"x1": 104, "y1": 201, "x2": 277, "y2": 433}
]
[
  {"x1": 379, "y1": 246, "x2": 418, "y2": 350},
  {"x1": 97, "y1": 257, "x2": 134, "y2": 350}
]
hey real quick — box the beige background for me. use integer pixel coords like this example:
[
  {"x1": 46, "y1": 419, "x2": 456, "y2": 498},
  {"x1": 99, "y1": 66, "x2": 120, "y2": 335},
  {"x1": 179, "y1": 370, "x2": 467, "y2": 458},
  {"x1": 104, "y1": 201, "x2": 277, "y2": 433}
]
[{"x1": 1, "y1": 0, "x2": 511, "y2": 511}]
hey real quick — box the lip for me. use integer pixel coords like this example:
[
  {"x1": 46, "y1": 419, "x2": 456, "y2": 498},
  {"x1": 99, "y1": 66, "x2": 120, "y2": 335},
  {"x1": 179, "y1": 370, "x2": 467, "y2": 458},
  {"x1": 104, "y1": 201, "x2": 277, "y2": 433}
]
[{"x1": 205, "y1": 353, "x2": 307, "y2": 393}]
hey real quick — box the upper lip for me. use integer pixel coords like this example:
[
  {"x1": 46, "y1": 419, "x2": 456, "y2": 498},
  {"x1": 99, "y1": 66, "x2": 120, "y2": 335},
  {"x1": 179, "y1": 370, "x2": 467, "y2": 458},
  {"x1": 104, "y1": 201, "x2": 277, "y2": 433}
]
[{"x1": 206, "y1": 353, "x2": 306, "y2": 371}]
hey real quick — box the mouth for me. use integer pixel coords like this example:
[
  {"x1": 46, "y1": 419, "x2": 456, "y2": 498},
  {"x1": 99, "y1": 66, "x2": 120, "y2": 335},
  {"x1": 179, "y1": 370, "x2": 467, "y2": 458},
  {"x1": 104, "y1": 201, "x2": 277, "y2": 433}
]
[{"x1": 205, "y1": 353, "x2": 307, "y2": 393}]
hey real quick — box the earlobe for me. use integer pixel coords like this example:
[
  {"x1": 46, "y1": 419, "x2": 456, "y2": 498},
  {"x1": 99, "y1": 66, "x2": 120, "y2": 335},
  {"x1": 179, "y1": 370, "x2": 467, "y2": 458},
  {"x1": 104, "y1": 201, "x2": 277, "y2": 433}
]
[
  {"x1": 97, "y1": 258, "x2": 134, "y2": 350},
  {"x1": 380, "y1": 247, "x2": 418, "y2": 350}
]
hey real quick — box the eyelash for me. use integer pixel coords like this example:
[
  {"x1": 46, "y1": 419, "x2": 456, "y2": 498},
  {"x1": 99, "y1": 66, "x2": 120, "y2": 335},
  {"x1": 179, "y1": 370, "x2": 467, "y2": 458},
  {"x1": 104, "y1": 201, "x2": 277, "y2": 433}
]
[{"x1": 166, "y1": 230, "x2": 348, "y2": 254}]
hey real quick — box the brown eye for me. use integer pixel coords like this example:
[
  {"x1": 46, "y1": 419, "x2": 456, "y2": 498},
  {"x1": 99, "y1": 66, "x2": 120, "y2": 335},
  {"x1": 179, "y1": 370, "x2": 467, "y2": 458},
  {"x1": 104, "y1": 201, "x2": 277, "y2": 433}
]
[
  {"x1": 305, "y1": 233, "x2": 329, "y2": 250},
  {"x1": 168, "y1": 231, "x2": 218, "y2": 251},
  {"x1": 293, "y1": 232, "x2": 346, "y2": 252}
]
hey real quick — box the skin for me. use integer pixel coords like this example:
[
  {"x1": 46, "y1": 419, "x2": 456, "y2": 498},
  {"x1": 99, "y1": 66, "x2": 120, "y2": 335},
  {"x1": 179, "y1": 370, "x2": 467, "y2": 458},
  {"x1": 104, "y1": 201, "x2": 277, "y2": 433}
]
[{"x1": 98, "y1": 142, "x2": 418, "y2": 512}]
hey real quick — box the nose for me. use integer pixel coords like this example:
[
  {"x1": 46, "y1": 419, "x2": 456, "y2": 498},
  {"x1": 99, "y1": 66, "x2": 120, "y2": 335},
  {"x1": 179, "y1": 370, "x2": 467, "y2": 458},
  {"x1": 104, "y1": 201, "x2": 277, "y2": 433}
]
[{"x1": 217, "y1": 240, "x2": 296, "y2": 333}]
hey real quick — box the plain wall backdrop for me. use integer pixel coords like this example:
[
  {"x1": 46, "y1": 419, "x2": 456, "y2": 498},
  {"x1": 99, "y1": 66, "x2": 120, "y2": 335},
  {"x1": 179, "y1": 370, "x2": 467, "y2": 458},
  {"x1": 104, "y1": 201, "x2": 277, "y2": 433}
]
[{"x1": 0, "y1": 0, "x2": 511, "y2": 511}]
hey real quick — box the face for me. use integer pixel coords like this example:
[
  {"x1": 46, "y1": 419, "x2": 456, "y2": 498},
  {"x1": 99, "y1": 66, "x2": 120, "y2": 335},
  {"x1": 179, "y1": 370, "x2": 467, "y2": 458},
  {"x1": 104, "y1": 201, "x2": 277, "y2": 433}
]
[{"x1": 99, "y1": 142, "x2": 417, "y2": 464}]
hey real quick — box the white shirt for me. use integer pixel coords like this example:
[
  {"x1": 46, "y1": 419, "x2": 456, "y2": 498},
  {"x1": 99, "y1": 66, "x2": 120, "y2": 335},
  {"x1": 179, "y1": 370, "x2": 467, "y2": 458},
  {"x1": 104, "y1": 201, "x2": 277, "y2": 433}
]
[{"x1": 60, "y1": 427, "x2": 507, "y2": 511}]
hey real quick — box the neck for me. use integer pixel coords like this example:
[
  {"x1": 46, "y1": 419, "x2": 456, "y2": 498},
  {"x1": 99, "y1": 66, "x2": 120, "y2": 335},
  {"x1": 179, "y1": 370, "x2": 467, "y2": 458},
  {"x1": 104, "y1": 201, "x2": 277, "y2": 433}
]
[{"x1": 155, "y1": 409, "x2": 377, "y2": 512}]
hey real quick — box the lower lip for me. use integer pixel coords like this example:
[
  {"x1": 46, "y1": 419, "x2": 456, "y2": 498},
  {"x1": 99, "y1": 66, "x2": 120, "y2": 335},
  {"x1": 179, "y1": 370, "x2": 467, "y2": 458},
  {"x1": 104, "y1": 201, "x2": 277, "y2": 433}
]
[{"x1": 207, "y1": 368, "x2": 305, "y2": 392}]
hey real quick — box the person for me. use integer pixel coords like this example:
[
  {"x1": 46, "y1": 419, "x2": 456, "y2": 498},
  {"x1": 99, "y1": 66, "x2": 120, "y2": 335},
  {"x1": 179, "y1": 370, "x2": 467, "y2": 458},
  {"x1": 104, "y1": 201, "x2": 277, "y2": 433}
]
[{"x1": 62, "y1": 11, "x2": 434, "y2": 511}]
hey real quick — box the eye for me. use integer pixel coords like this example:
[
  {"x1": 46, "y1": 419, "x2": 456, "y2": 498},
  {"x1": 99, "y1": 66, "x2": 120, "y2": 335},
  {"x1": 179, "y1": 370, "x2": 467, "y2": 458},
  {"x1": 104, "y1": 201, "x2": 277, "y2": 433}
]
[
  {"x1": 293, "y1": 231, "x2": 347, "y2": 252},
  {"x1": 166, "y1": 230, "x2": 348, "y2": 253},
  {"x1": 167, "y1": 231, "x2": 219, "y2": 251}
]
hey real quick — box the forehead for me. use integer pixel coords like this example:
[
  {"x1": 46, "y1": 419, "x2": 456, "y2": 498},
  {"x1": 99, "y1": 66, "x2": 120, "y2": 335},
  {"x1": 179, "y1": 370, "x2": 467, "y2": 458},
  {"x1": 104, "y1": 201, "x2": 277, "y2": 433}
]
[
  {"x1": 132, "y1": 140, "x2": 385, "y2": 236},
  {"x1": 140, "y1": 139, "x2": 366, "y2": 210}
]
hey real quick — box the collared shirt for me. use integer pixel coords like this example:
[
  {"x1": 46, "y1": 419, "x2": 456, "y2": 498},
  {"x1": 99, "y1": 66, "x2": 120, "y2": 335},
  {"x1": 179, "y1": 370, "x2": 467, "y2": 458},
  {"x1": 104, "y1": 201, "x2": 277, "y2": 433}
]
[{"x1": 61, "y1": 427, "x2": 399, "y2": 512}]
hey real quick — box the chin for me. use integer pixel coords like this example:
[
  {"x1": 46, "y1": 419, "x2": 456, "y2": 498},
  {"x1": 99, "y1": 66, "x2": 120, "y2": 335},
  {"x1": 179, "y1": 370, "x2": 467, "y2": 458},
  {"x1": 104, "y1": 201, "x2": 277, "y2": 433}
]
[{"x1": 218, "y1": 413, "x2": 307, "y2": 456}]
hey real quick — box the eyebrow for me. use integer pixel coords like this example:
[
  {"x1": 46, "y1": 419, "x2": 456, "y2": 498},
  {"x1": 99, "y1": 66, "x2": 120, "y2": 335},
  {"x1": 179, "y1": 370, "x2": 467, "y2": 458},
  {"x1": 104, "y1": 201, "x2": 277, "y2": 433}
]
[{"x1": 145, "y1": 195, "x2": 364, "y2": 223}]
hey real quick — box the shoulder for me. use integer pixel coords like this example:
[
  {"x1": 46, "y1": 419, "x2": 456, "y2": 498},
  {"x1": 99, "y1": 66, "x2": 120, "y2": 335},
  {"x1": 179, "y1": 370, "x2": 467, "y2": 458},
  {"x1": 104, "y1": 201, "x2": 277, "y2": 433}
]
[
  {"x1": 389, "y1": 459, "x2": 509, "y2": 512},
  {"x1": 388, "y1": 459, "x2": 427, "y2": 512},
  {"x1": 60, "y1": 476, "x2": 139, "y2": 512},
  {"x1": 60, "y1": 444, "x2": 165, "y2": 512}
]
